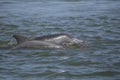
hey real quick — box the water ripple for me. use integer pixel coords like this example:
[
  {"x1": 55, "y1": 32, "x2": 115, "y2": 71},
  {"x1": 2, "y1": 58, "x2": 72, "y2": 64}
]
[{"x1": 0, "y1": 0, "x2": 120, "y2": 80}]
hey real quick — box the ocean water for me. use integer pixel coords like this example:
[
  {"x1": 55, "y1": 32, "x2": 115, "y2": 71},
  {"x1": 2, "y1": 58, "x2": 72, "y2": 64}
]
[{"x1": 0, "y1": 0, "x2": 120, "y2": 80}]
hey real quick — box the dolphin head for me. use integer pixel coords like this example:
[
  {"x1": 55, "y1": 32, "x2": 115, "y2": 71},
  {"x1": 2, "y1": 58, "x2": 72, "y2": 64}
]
[{"x1": 67, "y1": 38, "x2": 88, "y2": 48}]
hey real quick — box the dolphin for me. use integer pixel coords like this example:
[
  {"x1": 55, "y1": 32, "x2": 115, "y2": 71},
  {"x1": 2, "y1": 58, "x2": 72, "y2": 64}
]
[
  {"x1": 11, "y1": 34, "x2": 66, "y2": 49},
  {"x1": 11, "y1": 33, "x2": 86, "y2": 49}
]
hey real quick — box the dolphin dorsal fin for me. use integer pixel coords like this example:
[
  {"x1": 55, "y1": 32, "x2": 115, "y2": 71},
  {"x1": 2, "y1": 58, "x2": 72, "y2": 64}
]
[{"x1": 13, "y1": 34, "x2": 30, "y2": 44}]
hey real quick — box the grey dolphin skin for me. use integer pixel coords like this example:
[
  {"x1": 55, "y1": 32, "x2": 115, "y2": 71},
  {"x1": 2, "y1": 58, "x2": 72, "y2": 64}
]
[
  {"x1": 12, "y1": 33, "x2": 85, "y2": 49},
  {"x1": 34, "y1": 33, "x2": 83, "y2": 44},
  {"x1": 12, "y1": 40, "x2": 64, "y2": 49}
]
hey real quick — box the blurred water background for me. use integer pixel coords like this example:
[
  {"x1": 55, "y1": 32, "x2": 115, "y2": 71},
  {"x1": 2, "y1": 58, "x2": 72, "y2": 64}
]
[{"x1": 0, "y1": 0, "x2": 120, "y2": 80}]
